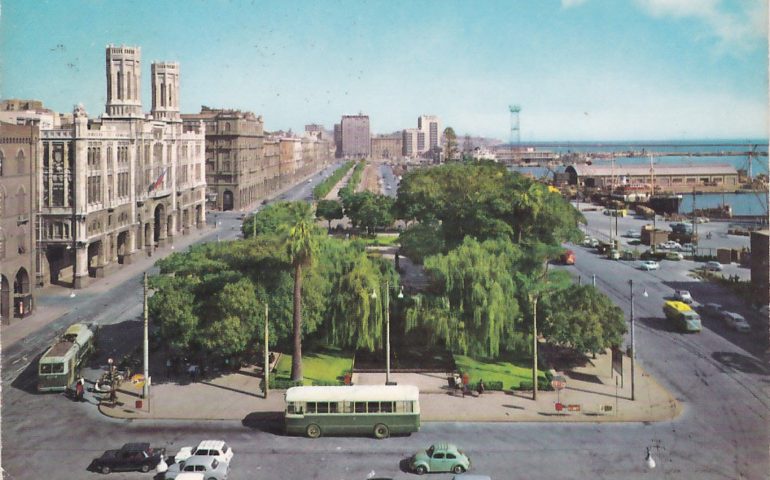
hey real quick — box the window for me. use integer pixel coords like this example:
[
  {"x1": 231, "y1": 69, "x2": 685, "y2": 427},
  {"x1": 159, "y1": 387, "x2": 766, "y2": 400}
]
[
  {"x1": 306, "y1": 402, "x2": 317, "y2": 413},
  {"x1": 354, "y1": 402, "x2": 366, "y2": 413},
  {"x1": 40, "y1": 364, "x2": 52, "y2": 374},
  {"x1": 381, "y1": 401, "x2": 394, "y2": 413},
  {"x1": 433, "y1": 453, "x2": 445, "y2": 459},
  {"x1": 16, "y1": 150, "x2": 24, "y2": 174},
  {"x1": 367, "y1": 401, "x2": 380, "y2": 413},
  {"x1": 317, "y1": 402, "x2": 329, "y2": 413},
  {"x1": 447, "y1": 453, "x2": 456, "y2": 459},
  {"x1": 16, "y1": 187, "x2": 26, "y2": 215},
  {"x1": 51, "y1": 363, "x2": 64, "y2": 374}
]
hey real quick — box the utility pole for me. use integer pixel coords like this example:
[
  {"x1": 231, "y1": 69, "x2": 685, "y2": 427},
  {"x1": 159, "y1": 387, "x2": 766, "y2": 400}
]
[
  {"x1": 264, "y1": 302, "x2": 269, "y2": 399},
  {"x1": 385, "y1": 280, "x2": 391, "y2": 385},
  {"x1": 532, "y1": 294, "x2": 539, "y2": 401},
  {"x1": 629, "y1": 279, "x2": 636, "y2": 401},
  {"x1": 142, "y1": 273, "x2": 149, "y2": 400}
]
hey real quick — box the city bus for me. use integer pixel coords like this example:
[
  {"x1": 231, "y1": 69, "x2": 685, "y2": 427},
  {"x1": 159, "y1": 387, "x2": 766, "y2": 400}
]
[
  {"x1": 284, "y1": 385, "x2": 420, "y2": 439},
  {"x1": 38, "y1": 323, "x2": 95, "y2": 392},
  {"x1": 663, "y1": 301, "x2": 702, "y2": 333}
]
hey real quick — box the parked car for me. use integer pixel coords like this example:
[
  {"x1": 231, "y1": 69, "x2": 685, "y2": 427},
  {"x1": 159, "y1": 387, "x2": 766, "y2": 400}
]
[
  {"x1": 681, "y1": 243, "x2": 695, "y2": 252},
  {"x1": 91, "y1": 443, "x2": 165, "y2": 474},
  {"x1": 410, "y1": 443, "x2": 471, "y2": 475},
  {"x1": 608, "y1": 249, "x2": 620, "y2": 260},
  {"x1": 666, "y1": 252, "x2": 684, "y2": 261},
  {"x1": 165, "y1": 457, "x2": 229, "y2": 480},
  {"x1": 658, "y1": 240, "x2": 682, "y2": 250},
  {"x1": 639, "y1": 260, "x2": 660, "y2": 271},
  {"x1": 624, "y1": 230, "x2": 641, "y2": 239},
  {"x1": 703, "y1": 303, "x2": 723, "y2": 315},
  {"x1": 705, "y1": 261, "x2": 723, "y2": 271},
  {"x1": 722, "y1": 312, "x2": 751, "y2": 333},
  {"x1": 175, "y1": 440, "x2": 233, "y2": 465},
  {"x1": 674, "y1": 290, "x2": 693, "y2": 304}
]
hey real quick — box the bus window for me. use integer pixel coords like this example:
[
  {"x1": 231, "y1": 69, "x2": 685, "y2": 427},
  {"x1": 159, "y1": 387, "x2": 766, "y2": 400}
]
[
  {"x1": 381, "y1": 401, "x2": 394, "y2": 413},
  {"x1": 329, "y1": 402, "x2": 339, "y2": 413},
  {"x1": 343, "y1": 401, "x2": 353, "y2": 413},
  {"x1": 40, "y1": 364, "x2": 52, "y2": 374},
  {"x1": 397, "y1": 401, "x2": 413, "y2": 413},
  {"x1": 306, "y1": 402, "x2": 317, "y2": 413},
  {"x1": 354, "y1": 402, "x2": 366, "y2": 413},
  {"x1": 51, "y1": 363, "x2": 64, "y2": 374},
  {"x1": 317, "y1": 402, "x2": 329, "y2": 414},
  {"x1": 368, "y1": 402, "x2": 380, "y2": 413}
]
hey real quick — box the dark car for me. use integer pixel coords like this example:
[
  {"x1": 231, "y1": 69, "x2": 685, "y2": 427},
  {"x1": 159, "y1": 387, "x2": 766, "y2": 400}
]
[{"x1": 91, "y1": 442, "x2": 165, "y2": 474}]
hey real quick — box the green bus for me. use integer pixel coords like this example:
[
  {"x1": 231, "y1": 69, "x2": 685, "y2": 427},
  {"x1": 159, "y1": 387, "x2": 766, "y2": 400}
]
[
  {"x1": 285, "y1": 385, "x2": 420, "y2": 439},
  {"x1": 38, "y1": 323, "x2": 95, "y2": 392}
]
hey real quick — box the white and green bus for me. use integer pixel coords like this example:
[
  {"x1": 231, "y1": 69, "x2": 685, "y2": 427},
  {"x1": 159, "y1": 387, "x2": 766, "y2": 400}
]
[
  {"x1": 38, "y1": 323, "x2": 95, "y2": 392},
  {"x1": 285, "y1": 385, "x2": 420, "y2": 439}
]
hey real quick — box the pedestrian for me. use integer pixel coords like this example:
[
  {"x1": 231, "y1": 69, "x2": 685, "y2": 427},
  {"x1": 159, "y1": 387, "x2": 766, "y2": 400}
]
[
  {"x1": 75, "y1": 379, "x2": 84, "y2": 402},
  {"x1": 477, "y1": 378, "x2": 485, "y2": 396},
  {"x1": 457, "y1": 380, "x2": 465, "y2": 397},
  {"x1": 395, "y1": 251, "x2": 400, "y2": 272}
]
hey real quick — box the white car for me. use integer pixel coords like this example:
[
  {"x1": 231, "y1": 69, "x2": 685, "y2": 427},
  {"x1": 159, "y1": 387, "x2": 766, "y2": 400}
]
[
  {"x1": 704, "y1": 261, "x2": 723, "y2": 271},
  {"x1": 674, "y1": 290, "x2": 693, "y2": 304},
  {"x1": 722, "y1": 312, "x2": 751, "y2": 333},
  {"x1": 639, "y1": 260, "x2": 660, "y2": 271},
  {"x1": 165, "y1": 457, "x2": 229, "y2": 480},
  {"x1": 175, "y1": 440, "x2": 233, "y2": 466},
  {"x1": 624, "y1": 230, "x2": 641, "y2": 238},
  {"x1": 660, "y1": 240, "x2": 681, "y2": 250}
]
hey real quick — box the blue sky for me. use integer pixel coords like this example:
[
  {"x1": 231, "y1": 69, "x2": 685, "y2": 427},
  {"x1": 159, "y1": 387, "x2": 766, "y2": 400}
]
[{"x1": 1, "y1": 0, "x2": 767, "y2": 141}]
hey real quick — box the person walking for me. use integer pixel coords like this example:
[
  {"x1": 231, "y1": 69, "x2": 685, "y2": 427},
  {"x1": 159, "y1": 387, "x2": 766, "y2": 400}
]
[
  {"x1": 477, "y1": 378, "x2": 485, "y2": 396},
  {"x1": 75, "y1": 379, "x2": 85, "y2": 402}
]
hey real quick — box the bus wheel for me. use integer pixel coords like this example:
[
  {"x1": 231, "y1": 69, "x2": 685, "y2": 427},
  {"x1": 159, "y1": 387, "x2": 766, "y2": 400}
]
[
  {"x1": 374, "y1": 424, "x2": 390, "y2": 439},
  {"x1": 306, "y1": 424, "x2": 321, "y2": 438}
]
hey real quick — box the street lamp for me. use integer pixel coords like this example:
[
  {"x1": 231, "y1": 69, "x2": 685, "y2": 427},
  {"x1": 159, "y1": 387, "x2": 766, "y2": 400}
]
[
  {"x1": 629, "y1": 280, "x2": 649, "y2": 402},
  {"x1": 371, "y1": 282, "x2": 403, "y2": 385}
]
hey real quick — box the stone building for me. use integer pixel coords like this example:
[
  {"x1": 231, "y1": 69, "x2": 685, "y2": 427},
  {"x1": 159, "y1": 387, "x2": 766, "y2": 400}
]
[
  {"x1": 0, "y1": 123, "x2": 38, "y2": 324},
  {"x1": 341, "y1": 115, "x2": 370, "y2": 158},
  {"x1": 371, "y1": 134, "x2": 402, "y2": 160},
  {"x1": 182, "y1": 107, "x2": 265, "y2": 211},
  {"x1": 38, "y1": 45, "x2": 206, "y2": 289}
]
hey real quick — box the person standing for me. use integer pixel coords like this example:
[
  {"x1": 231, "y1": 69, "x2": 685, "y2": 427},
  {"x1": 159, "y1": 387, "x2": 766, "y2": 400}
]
[{"x1": 75, "y1": 379, "x2": 84, "y2": 402}]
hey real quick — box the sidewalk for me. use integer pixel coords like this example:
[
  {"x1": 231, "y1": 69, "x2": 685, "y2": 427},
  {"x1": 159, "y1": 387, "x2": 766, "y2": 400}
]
[{"x1": 98, "y1": 349, "x2": 681, "y2": 423}]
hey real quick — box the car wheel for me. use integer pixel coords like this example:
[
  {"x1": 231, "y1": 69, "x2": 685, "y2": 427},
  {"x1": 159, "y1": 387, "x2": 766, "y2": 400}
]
[
  {"x1": 453, "y1": 465, "x2": 466, "y2": 474},
  {"x1": 140, "y1": 465, "x2": 150, "y2": 473},
  {"x1": 373, "y1": 423, "x2": 390, "y2": 439},
  {"x1": 100, "y1": 465, "x2": 111, "y2": 474},
  {"x1": 306, "y1": 423, "x2": 321, "y2": 438},
  {"x1": 415, "y1": 465, "x2": 427, "y2": 475}
]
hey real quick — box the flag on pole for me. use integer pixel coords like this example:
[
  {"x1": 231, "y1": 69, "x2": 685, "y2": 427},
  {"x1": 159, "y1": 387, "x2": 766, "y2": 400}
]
[{"x1": 148, "y1": 167, "x2": 168, "y2": 193}]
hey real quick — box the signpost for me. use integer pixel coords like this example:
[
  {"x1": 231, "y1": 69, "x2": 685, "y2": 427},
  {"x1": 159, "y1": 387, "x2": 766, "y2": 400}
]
[{"x1": 551, "y1": 375, "x2": 567, "y2": 407}]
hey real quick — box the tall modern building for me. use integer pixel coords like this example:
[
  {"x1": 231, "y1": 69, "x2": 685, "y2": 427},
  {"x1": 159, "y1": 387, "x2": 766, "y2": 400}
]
[
  {"x1": 333, "y1": 123, "x2": 342, "y2": 158},
  {"x1": 37, "y1": 45, "x2": 206, "y2": 289},
  {"x1": 0, "y1": 123, "x2": 38, "y2": 324},
  {"x1": 340, "y1": 114, "x2": 370, "y2": 158},
  {"x1": 417, "y1": 115, "x2": 441, "y2": 153},
  {"x1": 402, "y1": 128, "x2": 420, "y2": 158}
]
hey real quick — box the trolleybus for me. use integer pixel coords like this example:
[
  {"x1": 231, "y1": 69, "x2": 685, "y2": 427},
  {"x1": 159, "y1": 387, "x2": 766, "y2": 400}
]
[
  {"x1": 38, "y1": 323, "x2": 95, "y2": 392},
  {"x1": 285, "y1": 384, "x2": 420, "y2": 439}
]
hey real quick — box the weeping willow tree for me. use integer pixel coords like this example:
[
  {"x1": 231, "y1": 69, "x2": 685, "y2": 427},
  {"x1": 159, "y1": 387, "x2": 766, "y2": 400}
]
[{"x1": 409, "y1": 238, "x2": 523, "y2": 358}]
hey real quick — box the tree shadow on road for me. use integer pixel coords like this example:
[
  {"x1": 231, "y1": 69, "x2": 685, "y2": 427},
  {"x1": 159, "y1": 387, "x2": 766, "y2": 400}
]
[
  {"x1": 712, "y1": 351, "x2": 769, "y2": 375},
  {"x1": 241, "y1": 411, "x2": 285, "y2": 434}
]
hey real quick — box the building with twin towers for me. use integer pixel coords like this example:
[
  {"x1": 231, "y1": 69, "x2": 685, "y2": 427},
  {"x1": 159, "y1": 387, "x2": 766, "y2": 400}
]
[{"x1": 39, "y1": 45, "x2": 206, "y2": 289}]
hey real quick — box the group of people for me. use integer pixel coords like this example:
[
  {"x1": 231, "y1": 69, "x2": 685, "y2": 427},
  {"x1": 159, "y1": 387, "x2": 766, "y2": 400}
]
[{"x1": 453, "y1": 374, "x2": 485, "y2": 397}]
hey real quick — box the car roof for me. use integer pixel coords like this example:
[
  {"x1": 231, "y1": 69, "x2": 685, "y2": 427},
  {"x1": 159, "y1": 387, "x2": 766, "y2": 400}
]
[
  {"x1": 180, "y1": 456, "x2": 218, "y2": 467},
  {"x1": 431, "y1": 443, "x2": 459, "y2": 451},
  {"x1": 195, "y1": 440, "x2": 227, "y2": 450},
  {"x1": 122, "y1": 443, "x2": 150, "y2": 451}
]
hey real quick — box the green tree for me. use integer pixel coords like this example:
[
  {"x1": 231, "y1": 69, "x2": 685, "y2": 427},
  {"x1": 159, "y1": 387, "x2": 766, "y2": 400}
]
[
  {"x1": 343, "y1": 192, "x2": 395, "y2": 235},
  {"x1": 540, "y1": 285, "x2": 627, "y2": 356},
  {"x1": 443, "y1": 127, "x2": 458, "y2": 161},
  {"x1": 243, "y1": 201, "x2": 315, "y2": 238},
  {"x1": 398, "y1": 223, "x2": 445, "y2": 264},
  {"x1": 286, "y1": 205, "x2": 320, "y2": 381},
  {"x1": 316, "y1": 199, "x2": 343, "y2": 231},
  {"x1": 149, "y1": 276, "x2": 199, "y2": 355}
]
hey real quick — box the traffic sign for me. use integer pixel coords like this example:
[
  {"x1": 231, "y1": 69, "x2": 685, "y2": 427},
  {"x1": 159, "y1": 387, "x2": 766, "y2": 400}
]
[{"x1": 551, "y1": 375, "x2": 567, "y2": 390}]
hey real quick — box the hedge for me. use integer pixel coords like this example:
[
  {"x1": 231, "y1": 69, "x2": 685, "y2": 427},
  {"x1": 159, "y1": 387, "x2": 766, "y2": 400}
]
[
  {"x1": 513, "y1": 372, "x2": 554, "y2": 392},
  {"x1": 313, "y1": 161, "x2": 355, "y2": 200},
  {"x1": 260, "y1": 378, "x2": 303, "y2": 390}
]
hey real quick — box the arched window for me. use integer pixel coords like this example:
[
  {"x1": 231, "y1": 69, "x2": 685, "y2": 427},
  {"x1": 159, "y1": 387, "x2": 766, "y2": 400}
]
[
  {"x1": 224, "y1": 122, "x2": 231, "y2": 132},
  {"x1": 16, "y1": 187, "x2": 26, "y2": 215},
  {"x1": 16, "y1": 150, "x2": 25, "y2": 174}
]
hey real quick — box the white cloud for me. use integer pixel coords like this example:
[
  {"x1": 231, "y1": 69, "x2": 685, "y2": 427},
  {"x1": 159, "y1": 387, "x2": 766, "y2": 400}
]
[
  {"x1": 635, "y1": 0, "x2": 768, "y2": 50},
  {"x1": 561, "y1": 0, "x2": 588, "y2": 8}
]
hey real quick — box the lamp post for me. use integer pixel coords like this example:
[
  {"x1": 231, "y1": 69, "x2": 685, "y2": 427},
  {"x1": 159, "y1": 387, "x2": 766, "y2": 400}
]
[
  {"x1": 629, "y1": 280, "x2": 648, "y2": 402},
  {"x1": 371, "y1": 282, "x2": 403, "y2": 385},
  {"x1": 264, "y1": 302, "x2": 269, "y2": 399}
]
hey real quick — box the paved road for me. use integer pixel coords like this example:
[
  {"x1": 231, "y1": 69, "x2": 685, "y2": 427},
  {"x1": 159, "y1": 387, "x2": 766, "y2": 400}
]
[{"x1": 2, "y1": 188, "x2": 769, "y2": 479}]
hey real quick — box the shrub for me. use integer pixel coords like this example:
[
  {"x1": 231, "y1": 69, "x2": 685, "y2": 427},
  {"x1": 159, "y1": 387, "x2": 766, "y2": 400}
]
[{"x1": 260, "y1": 378, "x2": 303, "y2": 390}]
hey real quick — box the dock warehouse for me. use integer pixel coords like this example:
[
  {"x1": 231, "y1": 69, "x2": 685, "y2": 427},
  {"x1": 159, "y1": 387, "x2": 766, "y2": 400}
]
[{"x1": 564, "y1": 164, "x2": 739, "y2": 191}]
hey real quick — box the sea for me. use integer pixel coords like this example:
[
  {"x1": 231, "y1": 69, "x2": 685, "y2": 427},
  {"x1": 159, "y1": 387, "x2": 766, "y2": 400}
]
[{"x1": 509, "y1": 141, "x2": 769, "y2": 217}]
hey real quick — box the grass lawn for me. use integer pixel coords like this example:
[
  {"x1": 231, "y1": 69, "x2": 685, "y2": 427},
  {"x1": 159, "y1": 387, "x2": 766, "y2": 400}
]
[
  {"x1": 357, "y1": 234, "x2": 400, "y2": 247},
  {"x1": 454, "y1": 354, "x2": 547, "y2": 390},
  {"x1": 274, "y1": 348, "x2": 353, "y2": 385}
]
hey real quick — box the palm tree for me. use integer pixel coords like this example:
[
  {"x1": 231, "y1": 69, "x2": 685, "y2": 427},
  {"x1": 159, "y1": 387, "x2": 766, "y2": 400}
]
[{"x1": 286, "y1": 208, "x2": 318, "y2": 382}]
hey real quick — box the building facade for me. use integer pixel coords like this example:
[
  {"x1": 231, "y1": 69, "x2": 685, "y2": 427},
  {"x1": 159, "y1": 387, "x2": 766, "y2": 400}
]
[
  {"x1": 182, "y1": 107, "x2": 265, "y2": 211},
  {"x1": 38, "y1": 45, "x2": 206, "y2": 290},
  {"x1": 402, "y1": 128, "x2": 420, "y2": 158},
  {"x1": 417, "y1": 115, "x2": 441, "y2": 153},
  {"x1": 371, "y1": 134, "x2": 402, "y2": 160},
  {"x1": 0, "y1": 123, "x2": 38, "y2": 323},
  {"x1": 341, "y1": 115, "x2": 370, "y2": 158},
  {"x1": 565, "y1": 164, "x2": 740, "y2": 192}
]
